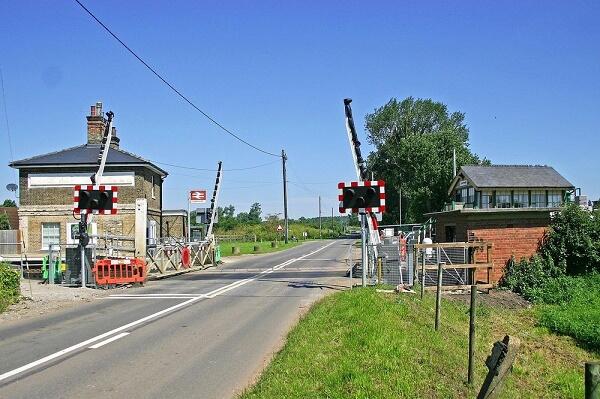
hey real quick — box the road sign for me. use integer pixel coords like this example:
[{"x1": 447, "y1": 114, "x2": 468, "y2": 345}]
[
  {"x1": 277, "y1": 224, "x2": 283, "y2": 232},
  {"x1": 189, "y1": 190, "x2": 207, "y2": 204},
  {"x1": 338, "y1": 180, "x2": 385, "y2": 214}
]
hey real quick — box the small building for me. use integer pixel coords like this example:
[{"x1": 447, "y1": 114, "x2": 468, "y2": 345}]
[
  {"x1": 426, "y1": 165, "x2": 575, "y2": 283},
  {"x1": 161, "y1": 209, "x2": 188, "y2": 239},
  {"x1": 9, "y1": 102, "x2": 168, "y2": 256}
]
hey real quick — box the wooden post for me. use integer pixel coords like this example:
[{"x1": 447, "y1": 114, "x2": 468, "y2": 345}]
[
  {"x1": 420, "y1": 251, "x2": 426, "y2": 300},
  {"x1": 586, "y1": 362, "x2": 600, "y2": 399},
  {"x1": 478, "y1": 335, "x2": 521, "y2": 399},
  {"x1": 377, "y1": 257, "x2": 382, "y2": 285},
  {"x1": 468, "y1": 284, "x2": 477, "y2": 385},
  {"x1": 435, "y1": 262, "x2": 444, "y2": 331}
]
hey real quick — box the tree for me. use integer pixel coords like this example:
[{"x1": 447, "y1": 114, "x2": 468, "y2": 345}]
[
  {"x1": 0, "y1": 213, "x2": 9, "y2": 230},
  {"x1": 366, "y1": 97, "x2": 488, "y2": 223},
  {"x1": 248, "y1": 202, "x2": 262, "y2": 224},
  {"x1": 1, "y1": 199, "x2": 16, "y2": 207}
]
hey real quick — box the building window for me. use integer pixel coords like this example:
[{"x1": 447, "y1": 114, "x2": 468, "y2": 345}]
[
  {"x1": 459, "y1": 187, "x2": 475, "y2": 204},
  {"x1": 548, "y1": 190, "x2": 562, "y2": 207},
  {"x1": 481, "y1": 191, "x2": 492, "y2": 209},
  {"x1": 513, "y1": 190, "x2": 528, "y2": 208},
  {"x1": 66, "y1": 222, "x2": 97, "y2": 246},
  {"x1": 42, "y1": 223, "x2": 60, "y2": 250},
  {"x1": 151, "y1": 175, "x2": 156, "y2": 199},
  {"x1": 531, "y1": 190, "x2": 546, "y2": 207},
  {"x1": 496, "y1": 191, "x2": 511, "y2": 208}
]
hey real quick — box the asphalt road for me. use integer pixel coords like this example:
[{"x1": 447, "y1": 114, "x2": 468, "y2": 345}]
[{"x1": 0, "y1": 239, "x2": 353, "y2": 399}]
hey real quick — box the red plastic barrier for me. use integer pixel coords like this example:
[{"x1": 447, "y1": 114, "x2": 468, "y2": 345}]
[
  {"x1": 181, "y1": 246, "x2": 191, "y2": 268},
  {"x1": 93, "y1": 258, "x2": 146, "y2": 286}
]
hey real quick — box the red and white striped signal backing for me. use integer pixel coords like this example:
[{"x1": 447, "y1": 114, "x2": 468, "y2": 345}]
[
  {"x1": 338, "y1": 180, "x2": 385, "y2": 214},
  {"x1": 73, "y1": 185, "x2": 118, "y2": 215}
]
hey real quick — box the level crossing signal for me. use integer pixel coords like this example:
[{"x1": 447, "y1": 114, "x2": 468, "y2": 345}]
[
  {"x1": 338, "y1": 180, "x2": 385, "y2": 214},
  {"x1": 73, "y1": 185, "x2": 118, "y2": 215}
]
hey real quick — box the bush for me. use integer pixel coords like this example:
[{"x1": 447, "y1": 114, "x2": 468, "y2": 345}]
[
  {"x1": 500, "y1": 255, "x2": 564, "y2": 302},
  {"x1": 540, "y1": 204, "x2": 600, "y2": 275},
  {"x1": 0, "y1": 262, "x2": 20, "y2": 312}
]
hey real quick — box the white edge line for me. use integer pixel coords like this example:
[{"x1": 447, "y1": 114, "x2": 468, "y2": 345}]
[
  {"x1": 107, "y1": 296, "x2": 202, "y2": 300},
  {"x1": 88, "y1": 332, "x2": 130, "y2": 349},
  {"x1": 0, "y1": 295, "x2": 202, "y2": 383},
  {"x1": 0, "y1": 240, "x2": 338, "y2": 383}
]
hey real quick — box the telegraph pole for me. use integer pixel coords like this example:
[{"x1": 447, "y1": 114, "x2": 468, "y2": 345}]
[
  {"x1": 281, "y1": 149, "x2": 289, "y2": 244},
  {"x1": 318, "y1": 196, "x2": 322, "y2": 239}
]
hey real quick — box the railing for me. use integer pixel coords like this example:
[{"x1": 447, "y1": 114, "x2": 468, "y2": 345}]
[{"x1": 413, "y1": 241, "x2": 494, "y2": 290}]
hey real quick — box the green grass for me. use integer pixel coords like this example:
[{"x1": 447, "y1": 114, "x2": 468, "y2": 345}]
[
  {"x1": 240, "y1": 288, "x2": 599, "y2": 399},
  {"x1": 219, "y1": 240, "x2": 306, "y2": 257},
  {"x1": 535, "y1": 274, "x2": 600, "y2": 351}
]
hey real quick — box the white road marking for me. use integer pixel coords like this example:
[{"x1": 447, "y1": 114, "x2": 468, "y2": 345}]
[
  {"x1": 107, "y1": 296, "x2": 202, "y2": 300},
  {"x1": 0, "y1": 241, "x2": 338, "y2": 383},
  {"x1": 88, "y1": 333, "x2": 130, "y2": 349}
]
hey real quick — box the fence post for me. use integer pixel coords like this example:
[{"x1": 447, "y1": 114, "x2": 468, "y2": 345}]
[
  {"x1": 435, "y1": 261, "x2": 444, "y2": 331},
  {"x1": 468, "y1": 284, "x2": 477, "y2": 384},
  {"x1": 586, "y1": 362, "x2": 600, "y2": 399},
  {"x1": 420, "y1": 250, "x2": 426, "y2": 300},
  {"x1": 377, "y1": 257, "x2": 382, "y2": 284}
]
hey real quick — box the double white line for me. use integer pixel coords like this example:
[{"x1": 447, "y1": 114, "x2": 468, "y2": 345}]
[{"x1": 0, "y1": 241, "x2": 336, "y2": 384}]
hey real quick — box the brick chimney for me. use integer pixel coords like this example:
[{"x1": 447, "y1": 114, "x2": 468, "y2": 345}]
[
  {"x1": 109, "y1": 126, "x2": 120, "y2": 149},
  {"x1": 86, "y1": 101, "x2": 106, "y2": 144}
]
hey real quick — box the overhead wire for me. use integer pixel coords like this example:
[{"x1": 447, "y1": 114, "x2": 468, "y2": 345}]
[
  {"x1": 0, "y1": 67, "x2": 17, "y2": 184},
  {"x1": 73, "y1": 0, "x2": 280, "y2": 158},
  {"x1": 152, "y1": 159, "x2": 279, "y2": 172}
]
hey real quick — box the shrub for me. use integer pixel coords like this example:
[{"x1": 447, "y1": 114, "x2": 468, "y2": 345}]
[
  {"x1": 540, "y1": 204, "x2": 600, "y2": 275},
  {"x1": 500, "y1": 255, "x2": 564, "y2": 302},
  {"x1": 0, "y1": 262, "x2": 20, "y2": 312}
]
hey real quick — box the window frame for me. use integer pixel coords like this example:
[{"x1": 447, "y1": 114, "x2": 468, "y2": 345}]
[
  {"x1": 495, "y1": 191, "x2": 511, "y2": 208},
  {"x1": 513, "y1": 190, "x2": 529, "y2": 208},
  {"x1": 41, "y1": 222, "x2": 61, "y2": 250}
]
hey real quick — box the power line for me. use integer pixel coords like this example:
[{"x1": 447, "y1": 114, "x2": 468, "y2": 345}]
[
  {"x1": 0, "y1": 67, "x2": 16, "y2": 182},
  {"x1": 73, "y1": 0, "x2": 280, "y2": 158},
  {"x1": 152, "y1": 159, "x2": 279, "y2": 172}
]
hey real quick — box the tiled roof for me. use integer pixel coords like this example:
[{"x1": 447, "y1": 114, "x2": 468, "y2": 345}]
[
  {"x1": 460, "y1": 165, "x2": 573, "y2": 189},
  {"x1": 9, "y1": 145, "x2": 167, "y2": 176}
]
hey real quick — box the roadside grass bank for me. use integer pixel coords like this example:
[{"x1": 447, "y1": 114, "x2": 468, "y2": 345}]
[
  {"x1": 240, "y1": 287, "x2": 598, "y2": 399},
  {"x1": 533, "y1": 274, "x2": 600, "y2": 351},
  {"x1": 0, "y1": 262, "x2": 21, "y2": 312},
  {"x1": 219, "y1": 240, "x2": 306, "y2": 257}
]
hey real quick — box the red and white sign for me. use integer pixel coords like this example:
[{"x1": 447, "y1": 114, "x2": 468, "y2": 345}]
[
  {"x1": 73, "y1": 185, "x2": 118, "y2": 215},
  {"x1": 337, "y1": 180, "x2": 386, "y2": 214},
  {"x1": 277, "y1": 224, "x2": 283, "y2": 232},
  {"x1": 189, "y1": 190, "x2": 207, "y2": 204}
]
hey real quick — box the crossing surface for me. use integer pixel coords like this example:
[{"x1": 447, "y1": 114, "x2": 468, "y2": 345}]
[{"x1": 0, "y1": 240, "x2": 351, "y2": 399}]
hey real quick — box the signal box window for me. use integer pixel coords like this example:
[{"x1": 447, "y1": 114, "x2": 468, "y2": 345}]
[
  {"x1": 531, "y1": 190, "x2": 546, "y2": 208},
  {"x1": 548, "y1": 191, "x2": 562, "y2": 207},
  {"x1": 513, "y1": 190, "x2": 528, "y2": 208},
  {"x1": 481, "y1": 191, "x2": 492, "y2": 209},
  {"x1": 42, "y1": 223, "x2": 60, "y2": 250},
  {"x1": 495, "y1": 191, "x2": 511, "y2": 208}
]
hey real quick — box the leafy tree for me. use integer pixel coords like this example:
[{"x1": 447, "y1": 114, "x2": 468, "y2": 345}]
[
  {"x1": 1, "y1": 199, "x2": 16, "y2": 207},
  {"x1": 0, "y1": 213, "x2": 9, "y2": 230},
  {"x1": 248, "y1": 202, "x2": 262, "y2": 224},
  {"x1": 366, "y1": 97, "x2": 488, "y2": 223}
]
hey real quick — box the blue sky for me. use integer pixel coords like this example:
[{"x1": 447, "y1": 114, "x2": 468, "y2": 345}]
[{"x1": 1, "y1": 1, "x2": 599, "y2": 218}]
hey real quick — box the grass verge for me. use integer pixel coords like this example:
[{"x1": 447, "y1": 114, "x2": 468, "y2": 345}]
[
  {"x1": 240, "y1": 288, "x2": 599, "y2": 398},
  {"x1": 219, "y1": 240, "x2": 305, "y2": 257}
]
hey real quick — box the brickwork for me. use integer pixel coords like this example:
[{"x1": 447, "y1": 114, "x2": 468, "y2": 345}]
[
  {"x1": 162, "y1": 215, "x2": 187, "y2": 238},
  {"x1": 470, "y1": 226, "x2": 547, "y2": 283},
  {"x1": 18, "y1": 205, "x2": 136, "y2": 256},
  {"x1": 433, "y1": 209, "x2": 552, "y2": 284}
]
